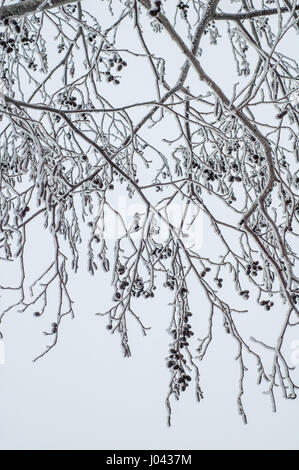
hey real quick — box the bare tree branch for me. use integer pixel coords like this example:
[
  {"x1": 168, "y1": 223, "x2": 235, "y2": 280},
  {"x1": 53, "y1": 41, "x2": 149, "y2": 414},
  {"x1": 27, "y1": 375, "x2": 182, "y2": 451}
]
[
  {"x1": 214, "y1": 5, "x2": 299, "y2": 21},
  {"x1": 0, "y1": 0, "x2": 298, "y2": 426}
]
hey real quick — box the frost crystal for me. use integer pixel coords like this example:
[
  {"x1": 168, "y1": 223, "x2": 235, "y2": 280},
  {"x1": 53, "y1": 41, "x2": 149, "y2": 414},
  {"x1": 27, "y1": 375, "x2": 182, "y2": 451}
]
[
  {"x1": 290, "y1": 87, "x2": 299, "y2": 106},
  {"x1": 0, "y1": 79, "x2": 4, "y2": 101}
]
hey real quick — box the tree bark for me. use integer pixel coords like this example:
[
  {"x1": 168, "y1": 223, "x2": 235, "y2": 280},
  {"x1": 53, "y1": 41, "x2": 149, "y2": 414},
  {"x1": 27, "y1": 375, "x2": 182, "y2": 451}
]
[
  {"x1": 214, "y1": 5, "x2": 299, "y2": 21},
  {"x1": 0, "y1": 0, "x2": 81, "y2": 20}
]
